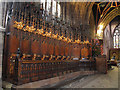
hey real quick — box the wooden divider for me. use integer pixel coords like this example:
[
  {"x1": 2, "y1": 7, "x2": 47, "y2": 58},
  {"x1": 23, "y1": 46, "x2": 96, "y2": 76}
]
[{"x1": 10, "y1": 57, "x2": 96, "y2": 85}]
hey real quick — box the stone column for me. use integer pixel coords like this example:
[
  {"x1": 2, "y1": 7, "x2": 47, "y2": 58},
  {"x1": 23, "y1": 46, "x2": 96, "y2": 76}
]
[
  {"x1": 0, "y1": 2, "x2": 6, "y2": 79},
  {"x1": 0, "y1": 2, "x2": 3, "y2": 79},
  {"x1": 0, "y1": 32, "x2": 3, "y2": 79}
]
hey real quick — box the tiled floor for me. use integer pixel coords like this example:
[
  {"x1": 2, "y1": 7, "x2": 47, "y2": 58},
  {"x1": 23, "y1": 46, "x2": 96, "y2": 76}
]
[{"x1": 60, "y1": 66, "x2": 118, "y2": 88}]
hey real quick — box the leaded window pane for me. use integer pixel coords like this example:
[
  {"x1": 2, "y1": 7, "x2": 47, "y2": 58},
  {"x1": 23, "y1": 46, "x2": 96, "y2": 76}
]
[{"x1": 113, "y1": 27, "x2": 120, "y2": 48}]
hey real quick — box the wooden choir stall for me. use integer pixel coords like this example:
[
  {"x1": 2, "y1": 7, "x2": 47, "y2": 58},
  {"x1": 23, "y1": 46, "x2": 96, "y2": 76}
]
[{"x1": 2, "y1": 2, "x2": 96, "y2": 85}]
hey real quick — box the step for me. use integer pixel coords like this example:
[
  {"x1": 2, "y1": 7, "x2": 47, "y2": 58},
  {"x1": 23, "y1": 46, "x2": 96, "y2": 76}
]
[{"x1": 11, "y1": 70, "x2": 97, "y2": 89}]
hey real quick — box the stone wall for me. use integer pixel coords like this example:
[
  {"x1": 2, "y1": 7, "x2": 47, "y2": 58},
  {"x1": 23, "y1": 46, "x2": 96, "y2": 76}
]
[
  {"x1": 0, "y1": 2, "x2": 3, "y2": 79},
  {"x1": 103, "y1": 24, "x2": 111, "y2": 59},
  {"x1": 0, "y1": 2, "x2": 7, "y2": 79},
  {"x1": 103, "y1": 16, "x2": 120, "y2": 60}
]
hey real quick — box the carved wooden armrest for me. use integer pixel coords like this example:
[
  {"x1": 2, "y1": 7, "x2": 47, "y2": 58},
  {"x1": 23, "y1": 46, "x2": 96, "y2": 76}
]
[
  {"x1": 55, "y1": 55, "x2": 61, "y2": 60},
  {"x1": 41, "y1": 55, "x2": 46, "y2": 60},
  {"x1": 66, "y1": 56, "x2": 70, "y2": 60},
  {"x1": 35, "y1": 55, "x2": 41, "y2": 60},
  {"x1": 21, "y1": 54, "x2": 26, "y2": 60},
  {"x1": 25, "y1": 54, "x2": 31, "y2": 57},
  {"x1": 10, "y1": 54, "x2": 18, "y2": 63},
  {"x1": 10, "y1": 54, "x2": 16, "y2": 63},
  {"x1": 61, "y1": 56, "x2": 66, "y2": 60},
  {"x1": 52, "y1": 55, "x2": 56, "y2": 60},
  {"x1": 26, "y1": 54, "x2": 31, "y2": 57},
  {"x1": 37, "y1": 55, "x2": 41, "y2": 57},
  {"x1": 10, "y1": 53, "x2": 16, "y2": 59},
  {"x1": 49, "y1": 55, "x2": 53, "y2": 60},
  {"x1": 52, "y1": 55, "x2": 56, "y2": 58},
  {"x1": 22, "y1": 54, "x2": 32, "y2": 60},
  {"x1": 32, "y1": 54, "x2": 37, "y2": 60},
  {"x1": 45, "y1": 55, "x2": 49, "y2": 58},
  {"x1": 70, "y1": 56, "x2": 74, "y2": 60},
  {"x1": 11, "y1": 53, "x2": 17, "y2": 57},
  {"x1": 45, "y1": 55, "x2": 50, "y2": 60}
]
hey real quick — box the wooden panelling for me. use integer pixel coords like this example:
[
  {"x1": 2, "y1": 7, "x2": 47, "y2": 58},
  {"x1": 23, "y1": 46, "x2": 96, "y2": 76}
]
[
  {"x1": 55, "y1": 39, "x2": 59, "y2": 56},
  {"x1": 7, "y1": 28, "x2": 92, "y2": 58},
  {"x1": 31, "y1": 40, "x2": 40, "y2": 54},
  {"x1": 89, "y1": 44, "x2": 92, "y2": 56},
  {"x1": 65, "y1": 43, "x2": 69, "y2": 56},
  {"x1": 9, "y1": 35, "x2": 19, "y2": 53},
  {"x1": 60, "y1": 41, "x2": 65, "y2": 56},
  {"x1": 96, "y1": 55, "x2": 107, "y2": 74},
  {"x1": 81, "y1": 46, "x2": 89, "y2": 58},
  {"x1": 68, "y1": 43, "x2": 73, "y2": 56},
  {"x1": 21, "y1": 39, "x2": 30, "y2": 54},
  {"x1": 72, "y1": 44, "x2": 80, "y2": 58},
  {"x1": 48, "y1": 38, "x2": 54, "y2": 55},
  {"x1": 39, "y1": 35, "x2": 42, "y2": 55},
  {"x1": 41, "y1": 37, "x2": 47, "y2": 55}
]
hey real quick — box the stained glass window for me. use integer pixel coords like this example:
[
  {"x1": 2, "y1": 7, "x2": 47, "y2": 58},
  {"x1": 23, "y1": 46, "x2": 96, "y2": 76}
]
[{"x1": 113, "y1": 28, "x2": 120, "y2": 48}]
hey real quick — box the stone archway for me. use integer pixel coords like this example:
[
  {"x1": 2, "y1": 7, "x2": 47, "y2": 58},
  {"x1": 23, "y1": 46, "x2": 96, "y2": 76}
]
[{"x1": 94, "y1": 6, "x2": 120, "y2": 59}]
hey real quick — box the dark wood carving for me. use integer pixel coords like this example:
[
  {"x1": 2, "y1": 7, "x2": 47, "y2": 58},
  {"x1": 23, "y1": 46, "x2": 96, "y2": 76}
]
[
  {"x1": 48, "y1": 38, "x2": 54, "y2": 55},
  {"x1": 80, "y1": 44, "x2": 91, "y2": 59},
  {"x1": 9, "y1": 35, "x2": 19, "y2": 53},
  {"x1": 3, "y1": 24, "x2": 94, "y2": 85},
  {"x1": 41, "y1": 37, "x2": 47, "y2": 55},
  {"x1": 2, "y1": 3, "x2": 96, "y2": 85},
  {"x1": 31, "y1": 40, "x2": 40, "y2": 54},
  {"x1": 21, "y1": 39, "x2": 30, "y2": 54},
  {"x1": 72, "y1": 44, "x2": 80, "y2": 58},
  {"x1": 65, "y1": 43, "x2": 69, "y2": 56},
  {"x1": 68, "y1": 43, "x2": 73, "y2": 56},
  {"x1": 55, "y1": 39, "x2": 59, "y2": 56},
  {"x1": 60, "y1": 41, "x2": 65, "y2": 56}
]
